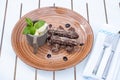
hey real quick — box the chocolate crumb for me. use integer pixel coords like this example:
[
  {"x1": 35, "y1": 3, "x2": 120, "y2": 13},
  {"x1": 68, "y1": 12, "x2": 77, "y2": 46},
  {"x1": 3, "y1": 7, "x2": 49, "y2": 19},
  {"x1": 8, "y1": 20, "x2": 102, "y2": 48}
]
[{"x1": 80, "y1": 43, "x2": 84, "y2": 46}]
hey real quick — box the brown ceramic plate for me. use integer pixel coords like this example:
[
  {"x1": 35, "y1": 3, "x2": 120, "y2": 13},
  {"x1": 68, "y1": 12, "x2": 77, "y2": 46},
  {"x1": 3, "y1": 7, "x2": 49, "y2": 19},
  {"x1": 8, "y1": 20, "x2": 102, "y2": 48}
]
[{"x1": 11, "y1": 7, "x2": 93, "y2": 71}]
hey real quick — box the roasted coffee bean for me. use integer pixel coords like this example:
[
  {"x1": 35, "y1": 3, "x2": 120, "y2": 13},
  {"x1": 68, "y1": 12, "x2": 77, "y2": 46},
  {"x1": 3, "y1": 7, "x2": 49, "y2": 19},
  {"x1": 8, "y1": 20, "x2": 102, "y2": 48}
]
[
  {"x1": 48, "y1": 24, "x2": 52, "y2": 28},
  {"x1": 63, "y1": 56, "x2": 68, "y2": 61},
  {"x1": 47, "y1": 54, "x2": 51, "y2": 58},
  {"x1": 80, "y1": 43, "x2": 84, "y2": 46},
  {"x1": 65, "y1": 23, "x2": 71, "y2": 28}
]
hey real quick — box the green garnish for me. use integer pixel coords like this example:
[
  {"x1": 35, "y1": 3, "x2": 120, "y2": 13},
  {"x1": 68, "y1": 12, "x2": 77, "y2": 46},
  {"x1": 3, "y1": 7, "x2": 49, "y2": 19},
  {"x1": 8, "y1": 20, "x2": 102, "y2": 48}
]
[
  {"x1": 23, "y1": 18, "x2": 45, "y2": 35},
  {"x1": 23, "y1": 26, "x2": 30, "y2": 34},
  {"x1": 34, "y1": 20, "x2": 45, "y2": 29},
  {"x1": 25, "y1": 18, "x2": 33, "y2": 26}
]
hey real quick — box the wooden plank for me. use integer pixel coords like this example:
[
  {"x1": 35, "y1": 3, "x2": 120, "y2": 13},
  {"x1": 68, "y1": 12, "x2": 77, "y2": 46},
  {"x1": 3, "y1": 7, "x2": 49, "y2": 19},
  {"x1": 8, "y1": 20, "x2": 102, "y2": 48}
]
[
  {"x1": 76, "y1": 57, "x2": 90, "y2": 80},
  {"x1": 87, "y1": 0, "x2": 106, "y2": 38},
  {"x1": 15, "y1": 0, "x2": 38, "y2": 80},
  {"x1": 0, "y1": 0, "x2": 8, "y2": 56},
  {"x1": 116, "y1": 67, "x2": 120, "y2": 80},
  {"x1": 0, "y1": 0, "x2": 6, "y2": 42},
  {"x1": 40, "y1": 0, "x2": 71, "y2": 9},
  {"x1": 37, "y1": 70, "x2": 53, "y2": 80},
  {"x1": 105, "y1": 0, "x2": 120, "y2": 28},
  {"x1": 115, "y1": 52, "x2": 120, "y2": 80},
  {"x1": 40, "y1": 0, "x2": 55, "y2": 7},
  {"x1": 0, "y1": 0, "x2": 20, "y2": 80},
  {"x1": 55, "y1": 68, "x2": 74, "y2": 80},
  {"x1": 73, "y1": 0, "x2": 87, "y2": 20},
  {"x1": 53, "y1": 0, "x2": 71, "y2": 9},
  {"x1": 17, "y1": 0, "x2": 39, "y2": 16},
  {"x1": 15, "y1": 59, "x2": 35, "y2": 80}
]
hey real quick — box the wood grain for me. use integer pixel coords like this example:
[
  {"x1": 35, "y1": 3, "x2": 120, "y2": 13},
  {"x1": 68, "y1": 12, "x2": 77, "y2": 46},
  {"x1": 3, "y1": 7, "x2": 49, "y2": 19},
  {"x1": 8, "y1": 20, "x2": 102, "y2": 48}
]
[{"x1": 11, "y1": 7, "x2": 93, "y2": 71}]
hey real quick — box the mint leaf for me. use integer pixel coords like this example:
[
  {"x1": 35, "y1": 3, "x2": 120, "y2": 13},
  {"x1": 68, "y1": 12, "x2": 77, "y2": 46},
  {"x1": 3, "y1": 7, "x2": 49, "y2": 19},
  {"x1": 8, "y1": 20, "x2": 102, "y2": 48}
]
[
  {"x1": 30, "y1": 27, "x2": 36, "y2": 35},
  {"x1": 23, "y1": 18, "x2": 45, "y2": 35},
  {"x1": 23, "y1": 26, "x2": 30, "y2": 34},
  {"x1": 25, "y1": 18, "x2": 33, "y2": 26},
  {"x1": 34, "y1": 20, "x2": 45, "y2": 29},
  {"x1": 23, "y1": 26, "x2": 36, "y2": 35}
]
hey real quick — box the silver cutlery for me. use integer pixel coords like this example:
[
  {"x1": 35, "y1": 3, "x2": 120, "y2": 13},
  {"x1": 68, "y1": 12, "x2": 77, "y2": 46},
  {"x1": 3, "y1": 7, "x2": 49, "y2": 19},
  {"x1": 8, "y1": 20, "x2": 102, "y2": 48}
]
[
  {"x1": 102, "y1": 32, "x2": 120, "y2": 80},
  {"x1": 92, "y1": 34, "x2": 114, "y2": 75}
]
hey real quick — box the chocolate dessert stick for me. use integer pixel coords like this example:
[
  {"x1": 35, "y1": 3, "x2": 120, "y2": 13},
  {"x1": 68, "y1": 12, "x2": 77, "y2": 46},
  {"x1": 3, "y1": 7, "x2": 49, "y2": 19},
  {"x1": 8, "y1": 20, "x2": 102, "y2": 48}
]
[
  {"x1": 48, "y1": 29, "x2": 79, "y2": 39},
  {"x1": 49, "y1": 35, "x2": 78, "y2": 46}
]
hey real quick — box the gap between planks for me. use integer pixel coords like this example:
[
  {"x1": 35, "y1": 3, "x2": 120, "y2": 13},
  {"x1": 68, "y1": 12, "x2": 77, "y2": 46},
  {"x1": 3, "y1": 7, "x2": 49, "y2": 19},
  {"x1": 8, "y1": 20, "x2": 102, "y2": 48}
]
[
  {"x1": 0, "y1": 0, "x2": 8, "y2": 56},
  {"x1": 35, "y1": 69, "x2": 37, "y2": 80},
  {"x1": 71, "y1": 0, "x2": 73, "y2": 10},
  {"x1": 14, "y1": 56, "x2": 18, "y2": 80},
  {"x1": 53, "y1": 71, "x2": 55, "y2": 80},
  {"x1": 86, "y1": 3, "x2": 89, "y2": 23},
  {"x1": 119, "y1": 2, "x2": 120, "y2": 8},
  {"x1": 38, "y1": 0, "x2": 40, "y2": 8},
  {"x1": 13, "y1": 3, "x2": 23, "y2": 80},
  {"x1": 74, "y1": 66, "x2": 76, "y2": 80},
  {"x1": 103, "y1": 0, "x2": 108, "y2": 24}
]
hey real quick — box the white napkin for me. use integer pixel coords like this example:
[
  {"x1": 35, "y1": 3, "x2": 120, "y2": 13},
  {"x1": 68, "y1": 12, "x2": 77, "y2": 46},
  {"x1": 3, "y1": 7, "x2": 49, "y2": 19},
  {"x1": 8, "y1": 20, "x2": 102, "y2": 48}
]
[{"x1": 82, "y1": 24, "x2": 120, "y2": 80}]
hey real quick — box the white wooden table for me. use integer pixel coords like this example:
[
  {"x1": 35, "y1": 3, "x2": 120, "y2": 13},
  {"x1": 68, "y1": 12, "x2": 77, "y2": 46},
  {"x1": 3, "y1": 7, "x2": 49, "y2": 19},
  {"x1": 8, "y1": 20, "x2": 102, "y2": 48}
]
[{"x1": 0, "y1": 0, "x2": 120, "y2": 80}]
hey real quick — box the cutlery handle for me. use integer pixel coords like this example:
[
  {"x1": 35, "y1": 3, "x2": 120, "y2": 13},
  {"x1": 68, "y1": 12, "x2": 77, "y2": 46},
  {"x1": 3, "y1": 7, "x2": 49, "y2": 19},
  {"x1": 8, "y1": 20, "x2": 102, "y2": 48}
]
[
  {"x1": 102, "y1": 51, "x2": 114, "y2": 80},
  {"x1": 92, "y1": 46, "x2": 106, "y2": 75}
]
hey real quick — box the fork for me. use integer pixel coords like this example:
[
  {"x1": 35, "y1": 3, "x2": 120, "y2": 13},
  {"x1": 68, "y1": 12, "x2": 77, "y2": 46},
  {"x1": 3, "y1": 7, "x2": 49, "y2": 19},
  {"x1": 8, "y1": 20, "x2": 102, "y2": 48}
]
[{"x1": 92, "y1": 34, "x2": 114, "y2": 75}]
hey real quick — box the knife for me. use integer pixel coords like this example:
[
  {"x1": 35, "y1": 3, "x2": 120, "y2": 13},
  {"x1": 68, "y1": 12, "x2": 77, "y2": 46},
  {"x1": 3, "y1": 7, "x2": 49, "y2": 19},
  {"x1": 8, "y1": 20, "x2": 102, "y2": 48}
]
[{"x1": 102, "y1": 32, "x2": 120, "y2": 80}]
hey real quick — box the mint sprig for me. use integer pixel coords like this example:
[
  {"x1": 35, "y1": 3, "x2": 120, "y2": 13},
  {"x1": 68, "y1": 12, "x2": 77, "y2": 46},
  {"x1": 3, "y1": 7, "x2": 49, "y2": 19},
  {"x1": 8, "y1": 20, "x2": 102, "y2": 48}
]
[
  {"x1": 26, "y1": 18, "x2": 33, "y2": 26},
  {"x1": 34, "y1": 20, "x2": 45, "y2": 29},
  {"x1": 23, "y1": 18, "x2": 45, "y2": 35}
]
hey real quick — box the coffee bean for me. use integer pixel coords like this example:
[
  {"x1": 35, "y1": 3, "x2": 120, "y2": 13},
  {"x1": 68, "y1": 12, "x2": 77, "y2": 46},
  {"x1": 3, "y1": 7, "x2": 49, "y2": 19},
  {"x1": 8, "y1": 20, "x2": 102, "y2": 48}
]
[
  {"x1": 65, "y1": 23, "x2": 70, "y2": 28},
  {"x1": 63, "y1": 56, "x2": 68, "y2": 61},
  {"x1": 80, "y1": 43, "x2": 84, "y2": 46},
  {"x1": 49, "y1": 24, "x2": 52, "y2": 28},
  {"x1": 47, "y1": 54, "x2": 51, "y2": 58}
]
